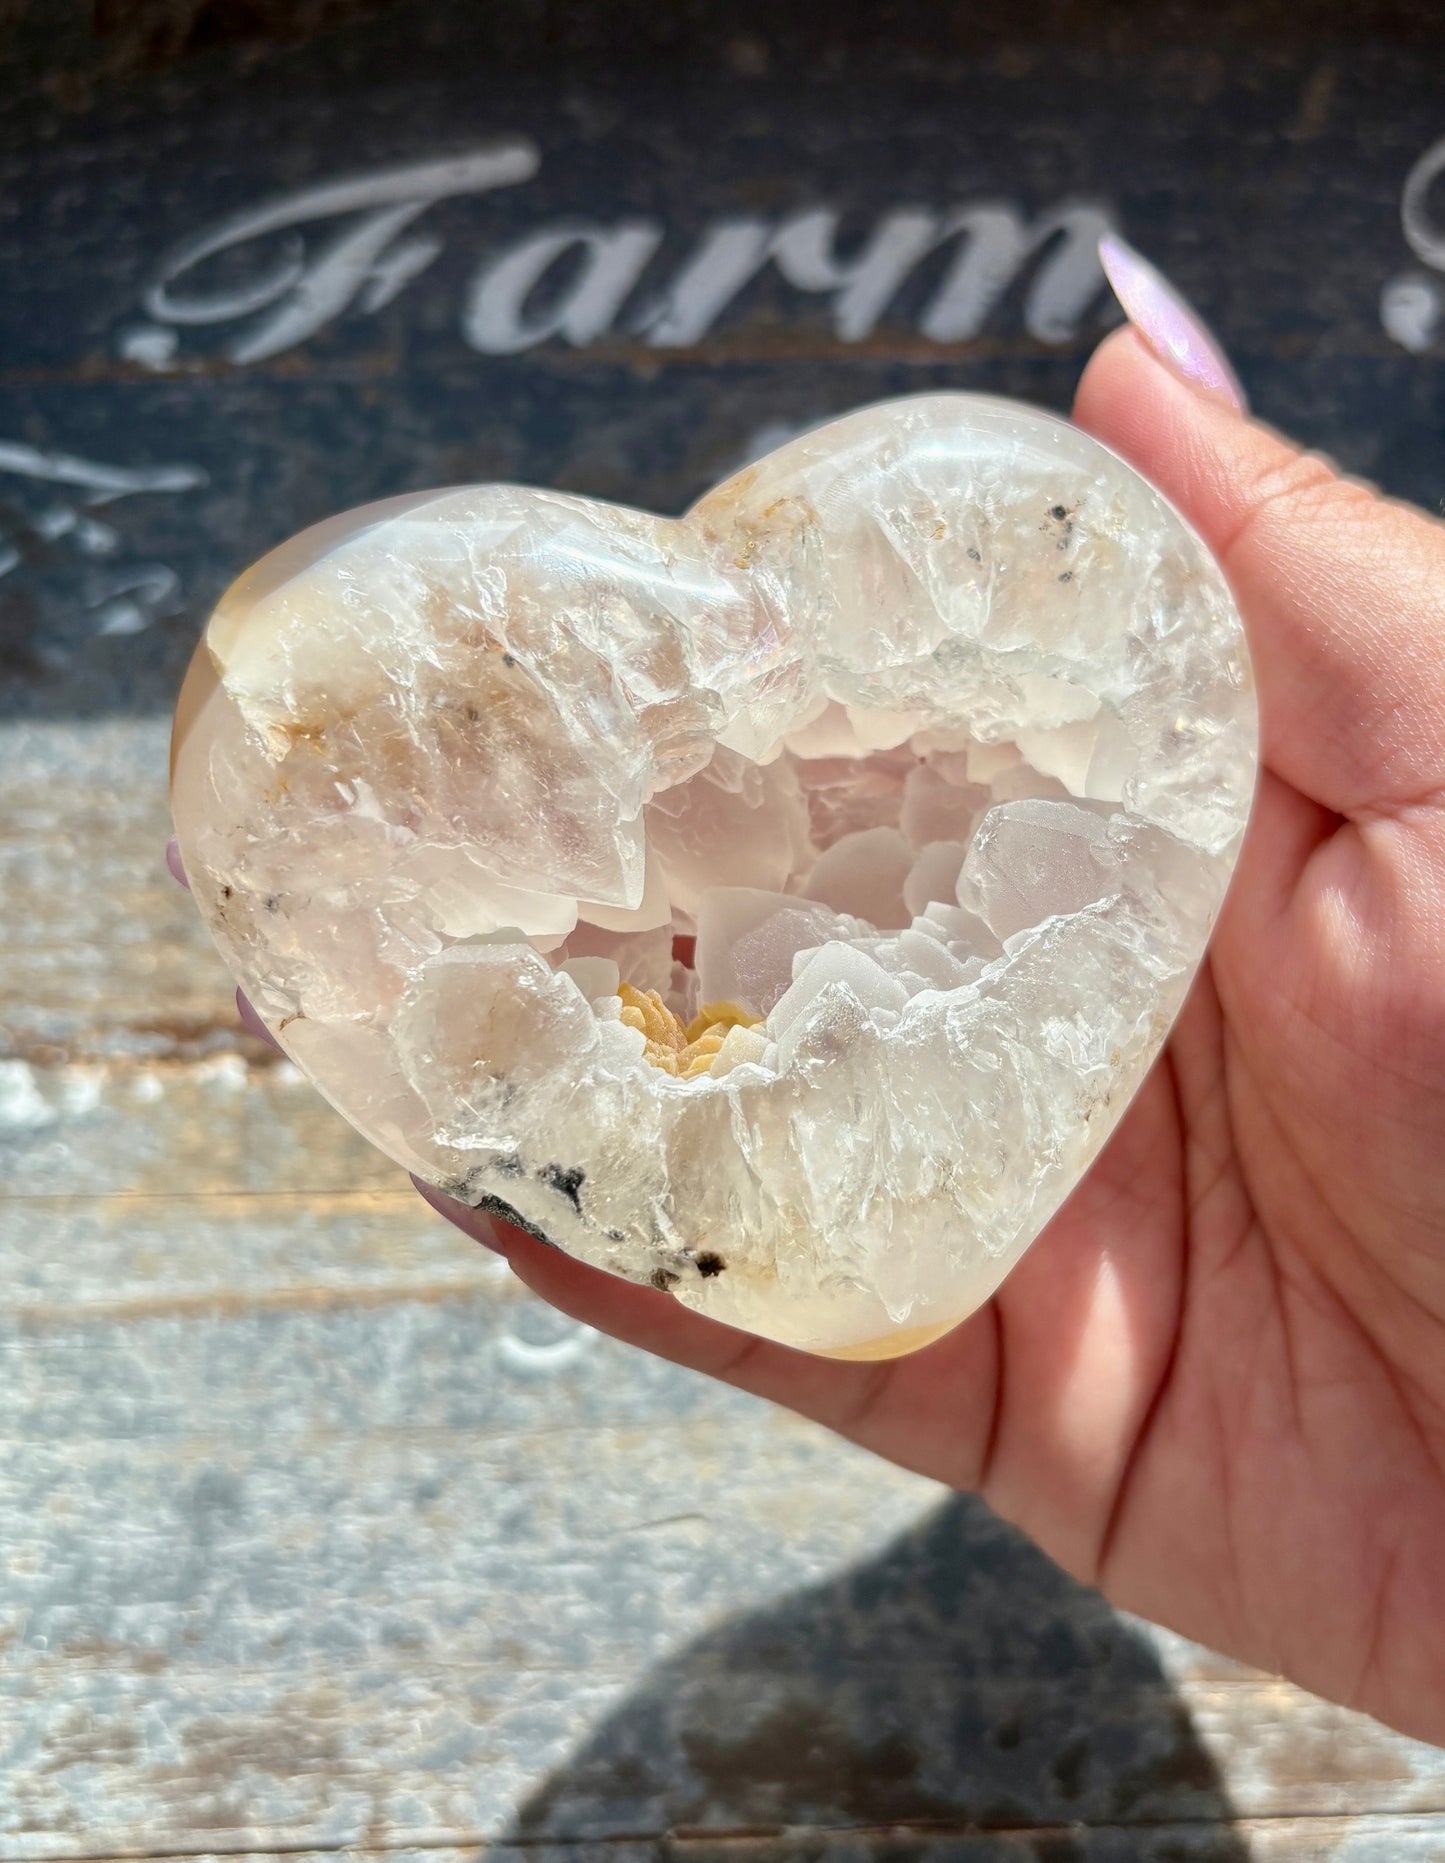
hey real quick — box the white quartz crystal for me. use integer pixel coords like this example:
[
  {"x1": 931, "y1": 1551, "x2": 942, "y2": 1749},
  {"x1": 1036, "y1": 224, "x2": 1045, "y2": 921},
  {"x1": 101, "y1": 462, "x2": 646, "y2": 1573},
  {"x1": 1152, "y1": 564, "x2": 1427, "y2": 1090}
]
[{"x1": 171, "y1": 394, "x2": 1256, "y2": 1357}]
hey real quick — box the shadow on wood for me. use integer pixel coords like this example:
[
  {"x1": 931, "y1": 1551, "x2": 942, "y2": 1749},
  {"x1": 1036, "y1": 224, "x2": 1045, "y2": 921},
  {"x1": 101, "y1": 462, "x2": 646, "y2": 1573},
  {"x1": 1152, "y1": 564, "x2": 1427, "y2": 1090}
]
[{"x1": 484, "y1": 1493, "x2": 1248, "y2": 1859}]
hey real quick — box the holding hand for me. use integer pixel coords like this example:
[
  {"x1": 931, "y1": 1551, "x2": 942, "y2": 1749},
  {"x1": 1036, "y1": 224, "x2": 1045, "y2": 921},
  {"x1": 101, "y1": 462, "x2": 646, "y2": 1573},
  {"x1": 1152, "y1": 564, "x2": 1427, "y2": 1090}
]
[{"x1": 421, "y1": 242, "x2": 1445, "y2": 1747}]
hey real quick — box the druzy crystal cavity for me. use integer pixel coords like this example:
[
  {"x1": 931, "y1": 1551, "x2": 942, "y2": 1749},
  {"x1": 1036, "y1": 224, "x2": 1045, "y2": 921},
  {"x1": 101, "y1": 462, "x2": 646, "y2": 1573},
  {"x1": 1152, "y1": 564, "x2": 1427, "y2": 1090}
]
[{"x1": 171, "y1": 395, "x2": 1257, "y2": 1357}]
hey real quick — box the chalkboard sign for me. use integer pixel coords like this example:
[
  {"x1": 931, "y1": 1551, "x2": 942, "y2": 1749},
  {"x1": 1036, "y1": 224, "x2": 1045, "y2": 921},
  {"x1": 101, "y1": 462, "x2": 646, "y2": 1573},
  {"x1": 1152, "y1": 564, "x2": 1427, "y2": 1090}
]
[{"x1": 1, "y1": 0, "x2": 1441, "y2": 723}]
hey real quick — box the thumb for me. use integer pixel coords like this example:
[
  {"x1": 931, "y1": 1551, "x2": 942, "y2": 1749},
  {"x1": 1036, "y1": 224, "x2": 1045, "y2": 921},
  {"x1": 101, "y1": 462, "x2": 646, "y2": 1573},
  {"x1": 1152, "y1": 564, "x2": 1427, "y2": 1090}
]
[{"x1": 1074, "y1": 322, "x2": 1445, "y2": 821}]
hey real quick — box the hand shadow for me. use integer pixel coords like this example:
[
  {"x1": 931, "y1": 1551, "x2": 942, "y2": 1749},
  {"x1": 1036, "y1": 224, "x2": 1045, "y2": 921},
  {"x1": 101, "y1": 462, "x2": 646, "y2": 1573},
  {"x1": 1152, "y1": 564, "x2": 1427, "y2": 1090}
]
[{"x1": 484, "y1": 1493, "x2": 1246, "y2": 1857}]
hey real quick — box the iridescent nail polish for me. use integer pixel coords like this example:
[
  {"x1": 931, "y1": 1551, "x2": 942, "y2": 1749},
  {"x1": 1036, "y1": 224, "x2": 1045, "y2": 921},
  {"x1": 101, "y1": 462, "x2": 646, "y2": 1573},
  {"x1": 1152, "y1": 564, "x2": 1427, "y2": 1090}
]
[{"x1": 1099, "y1": 232, "x2": 1246, "y2": 411}]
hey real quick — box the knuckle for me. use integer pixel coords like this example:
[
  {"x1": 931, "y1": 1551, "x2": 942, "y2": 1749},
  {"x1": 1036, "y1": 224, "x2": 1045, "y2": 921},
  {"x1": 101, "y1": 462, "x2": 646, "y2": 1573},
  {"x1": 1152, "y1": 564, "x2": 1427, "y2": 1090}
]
[{"x1": 1228, "y1": 447, "x2": 1354, "y2": 556}]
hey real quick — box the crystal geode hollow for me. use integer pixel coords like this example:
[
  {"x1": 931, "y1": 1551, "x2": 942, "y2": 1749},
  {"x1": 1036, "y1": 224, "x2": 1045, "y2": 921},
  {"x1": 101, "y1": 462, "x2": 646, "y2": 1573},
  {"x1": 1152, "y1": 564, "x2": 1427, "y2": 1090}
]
[{"x1": 171, "y1": 395, "x2": 1257, "y2": 1358}]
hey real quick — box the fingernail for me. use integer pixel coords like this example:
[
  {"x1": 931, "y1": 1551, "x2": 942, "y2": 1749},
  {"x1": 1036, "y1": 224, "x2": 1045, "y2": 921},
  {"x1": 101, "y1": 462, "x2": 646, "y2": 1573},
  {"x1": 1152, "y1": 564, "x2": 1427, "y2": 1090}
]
[
  {"x1": 165, "y1": 835, "x2": 190, "y2": 889},
  {"x1": 1098, "y1": 232, "x2": 1246, "y2": 412},
  {"x1": 411, "y1": 1175, "x2": 509, "y2": 1255},
  {"x1": 235, "y1": 987, "x2": 283, "y2": 1053}
]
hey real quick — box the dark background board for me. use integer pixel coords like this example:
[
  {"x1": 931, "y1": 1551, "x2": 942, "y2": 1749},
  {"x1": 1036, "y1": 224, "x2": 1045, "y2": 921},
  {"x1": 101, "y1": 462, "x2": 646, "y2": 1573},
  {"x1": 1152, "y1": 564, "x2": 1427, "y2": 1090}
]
[
  {"x1": 5, "y1": 5, "x2": 1445, "y2": 1856},
  {"x1": 0, "y1": 0, "x2": 1441, "y2": 721}
]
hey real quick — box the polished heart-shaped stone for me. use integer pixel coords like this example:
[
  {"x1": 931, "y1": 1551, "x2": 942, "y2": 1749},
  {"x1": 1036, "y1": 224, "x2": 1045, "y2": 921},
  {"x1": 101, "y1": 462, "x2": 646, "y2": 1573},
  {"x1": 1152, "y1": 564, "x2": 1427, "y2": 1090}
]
[{"x1": 171, "y1": 395, "x2": 1256, "y2": 1357}]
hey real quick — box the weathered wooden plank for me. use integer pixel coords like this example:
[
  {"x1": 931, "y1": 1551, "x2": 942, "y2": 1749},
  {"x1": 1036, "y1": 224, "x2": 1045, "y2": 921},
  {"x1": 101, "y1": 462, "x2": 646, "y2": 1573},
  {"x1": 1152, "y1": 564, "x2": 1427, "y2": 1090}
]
[
  {"x1": 3, "y1": 1324, "x2": 1443, "y2": 1853},
  {"x1": 77, "y1": 1818, "x2": 1445, "y2": 1861},
  {"x1": 5, "y1": 1661, "x2": 1443, "y2": 1852},
  {"x1": 0, "y1": 1286, "x2": 1268, "y2": 1679},
  {"x1": 1, "y1": 1056, "x2": 402, "y2": 1200},
  {"x1": 1, "y1": 719, "x2": 251, "y2": 1057},
  {"x1": 0, "y1": 1192, "x2": 484, "y2": 1315},
  {"x1": 0, "y1": 1284, "x2": 745, "y2": 1439},
  {"x1": 5, "y1": 1652, "x2": 1444, "y2": 1854},
  {"x1": 0, "y1": 1424, "x2": 1036, "y2": 1682}
]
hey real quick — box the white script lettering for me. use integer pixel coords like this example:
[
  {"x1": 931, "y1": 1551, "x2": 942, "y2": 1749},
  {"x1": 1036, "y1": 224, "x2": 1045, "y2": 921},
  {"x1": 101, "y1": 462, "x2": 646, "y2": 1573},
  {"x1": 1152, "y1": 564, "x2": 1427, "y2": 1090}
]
[
  {"x1": 1381, "y1": 135, "x2": 1445, "y2": 355},
  {"x1": 0, "y1": 441, "x2": 204, "y2": 649},
  {"x1": 135, "y1": 145, "x2": 540, "y2": 365},
  {"x1": 123, "y1": 147, "x2": 1114, "y2": 366}
]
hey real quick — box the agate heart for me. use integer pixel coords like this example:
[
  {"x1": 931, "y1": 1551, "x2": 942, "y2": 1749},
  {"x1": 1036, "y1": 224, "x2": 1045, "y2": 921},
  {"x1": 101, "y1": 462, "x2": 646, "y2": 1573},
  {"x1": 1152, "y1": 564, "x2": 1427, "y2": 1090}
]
[{"x1": 171, "y1": 395, "x2": 1256, "y2": 1357}]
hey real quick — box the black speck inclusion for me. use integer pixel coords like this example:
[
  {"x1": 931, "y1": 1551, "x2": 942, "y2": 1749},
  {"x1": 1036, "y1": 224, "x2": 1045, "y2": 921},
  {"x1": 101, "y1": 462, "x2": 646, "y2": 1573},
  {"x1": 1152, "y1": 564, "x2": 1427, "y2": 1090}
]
[
  {"x1": 695, "y1": 1252, "x2": 726, "y2": 1277},
  {"x1": 473, "y1": 1194, "x2": 558, "y2": 1248},
  {"x1": 541, "y1": 1162, "x2": 586, "y2": 1211}
]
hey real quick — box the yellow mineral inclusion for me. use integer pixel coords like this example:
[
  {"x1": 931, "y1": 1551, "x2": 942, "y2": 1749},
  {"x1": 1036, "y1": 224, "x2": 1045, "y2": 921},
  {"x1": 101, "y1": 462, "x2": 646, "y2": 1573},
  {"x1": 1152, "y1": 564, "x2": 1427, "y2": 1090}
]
[{"x1": 617, "y1": 984, "x2": 762, "y2": 1079}]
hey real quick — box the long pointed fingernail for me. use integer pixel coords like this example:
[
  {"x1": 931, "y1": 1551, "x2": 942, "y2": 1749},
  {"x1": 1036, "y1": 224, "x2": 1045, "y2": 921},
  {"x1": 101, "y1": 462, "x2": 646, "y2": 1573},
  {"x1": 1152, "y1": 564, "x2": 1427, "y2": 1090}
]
[
  {"x1": 1099, "y1": 232, "x2": 1246, "y2": 412},
  {"x1": 164, "y1": 835, "x2": 190, "y2": 889},
  {"x1": 412, "y1": 1176, "x2": 508, "y2": 1255}
]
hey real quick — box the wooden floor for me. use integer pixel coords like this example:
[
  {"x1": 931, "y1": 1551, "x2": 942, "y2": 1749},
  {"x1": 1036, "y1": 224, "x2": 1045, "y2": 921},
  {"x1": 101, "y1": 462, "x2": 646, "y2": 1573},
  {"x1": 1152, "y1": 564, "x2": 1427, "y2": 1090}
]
[{"x1": 3, "y1": 714, "x2": 1444, "y2": 1856}]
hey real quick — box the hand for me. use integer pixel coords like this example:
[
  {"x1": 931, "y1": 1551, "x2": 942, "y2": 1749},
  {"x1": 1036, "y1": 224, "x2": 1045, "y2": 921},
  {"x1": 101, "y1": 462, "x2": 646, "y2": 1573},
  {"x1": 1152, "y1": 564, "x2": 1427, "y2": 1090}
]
[{"x1": 419, "y1": 294, "x2": 1445, "y2": 1746}]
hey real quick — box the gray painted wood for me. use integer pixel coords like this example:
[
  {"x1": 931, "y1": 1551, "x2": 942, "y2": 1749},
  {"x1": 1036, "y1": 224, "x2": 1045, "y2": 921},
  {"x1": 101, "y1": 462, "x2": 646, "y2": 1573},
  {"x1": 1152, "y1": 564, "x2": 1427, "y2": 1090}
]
[
  {"x1": 86, "y1": 1831, "x2": 1444, "y2": 1862},
  {"x1": 3, "y1": 1384, "x2": 1443, "y2": 1852}
]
